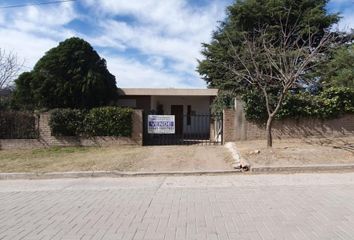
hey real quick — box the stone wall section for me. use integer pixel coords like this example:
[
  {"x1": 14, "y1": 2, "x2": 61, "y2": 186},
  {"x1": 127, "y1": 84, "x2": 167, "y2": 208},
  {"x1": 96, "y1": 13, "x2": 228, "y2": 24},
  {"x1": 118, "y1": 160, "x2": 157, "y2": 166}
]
[
  {"x1": 243, "y1": 114, "x2": 354, "y2": 140},
  {"x1": 223, "y1": 109, "x2": 237, "y2": 143},
  {"x1": 0, "y1": 110, "x2": 143, "y2": 150},
  {"x1": 222, "y1": 99, "x2": 354, "y2": 141},
  {"x1": 131, "y1": 110, "x2": 143, "y2": 145}
]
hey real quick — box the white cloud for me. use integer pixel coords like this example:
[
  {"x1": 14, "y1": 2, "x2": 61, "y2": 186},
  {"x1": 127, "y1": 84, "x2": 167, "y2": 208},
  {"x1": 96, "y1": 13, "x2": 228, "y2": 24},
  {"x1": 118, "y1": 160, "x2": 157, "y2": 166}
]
[
  {"x1": 338, "y1": 12, "x2": 354, "y2": 31},
  {"x1": 0, "y1": 12, "x2": 4, "y2": 24},
  {"x1": 147, "y1": 56, "x2": 165, "y2": 69},
  {"x1": 104, "y1": 54, "x2": 205, "y2": 88},
  {"x1": 97, "y1": 19, "x2": 200, "y2": 66},
  {"x1": 0, "y1": 2, "x2": 78, "y2": 69},
  {"x1": 3, "y1": 0, "x2": 353, "y2": 89},
  {"x1": 85, "y1": 0, "x2": 221, "y2": 37},
  {"x1": 1, "y1": 0, "x2": 226, "y2": 87},
  {"x1": 328, "y1": 0, "x2": 354, "y2": 31},
  {"x1": 80, "y1": 0, "x2": 228, "y2": 87},
  {"x1": 14, "y1": 4, "x2": 76, "y2": 26},
  {"x1": 0, "y1": 28, "x2": 57, "y2": 69}
]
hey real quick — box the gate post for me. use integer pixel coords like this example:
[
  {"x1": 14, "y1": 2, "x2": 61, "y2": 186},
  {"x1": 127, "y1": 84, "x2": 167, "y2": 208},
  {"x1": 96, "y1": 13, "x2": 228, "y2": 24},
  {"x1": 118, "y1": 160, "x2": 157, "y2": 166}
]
[
  {"x1": 210, "y1": 119, "x2": 215, "y2": 142},
  {"x1": 132, "y1": 109, "x2": 143, "y2": 145},
  {"x1": 222, "y1": 109, "x2": 237, "y2": 143}
]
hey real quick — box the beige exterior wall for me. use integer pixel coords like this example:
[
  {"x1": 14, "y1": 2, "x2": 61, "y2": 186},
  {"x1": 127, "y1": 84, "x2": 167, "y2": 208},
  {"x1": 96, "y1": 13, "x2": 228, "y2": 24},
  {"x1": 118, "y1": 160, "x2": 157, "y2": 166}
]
[
  {"x1": 150, "y1": 96, "x2": 211, "y2": 114},
  {"x1": 117, "y1": 96, "x2": 151, "y2": 112},
  {"x1": 150, "y1": 96, "x2": 211, "y2": 134},
  {"x1": 118, "y1": 88, "x2": 218, "y2": 96}
]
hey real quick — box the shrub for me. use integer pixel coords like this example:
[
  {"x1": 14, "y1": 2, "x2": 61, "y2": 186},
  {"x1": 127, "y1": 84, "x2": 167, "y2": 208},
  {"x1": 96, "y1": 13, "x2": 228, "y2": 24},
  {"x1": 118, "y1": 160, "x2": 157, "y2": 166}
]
[
  {"x1": 211, "y1": 90, "x2": 236, "y2": 115},
  {"x1": 84, "y1": 107, "x2": 133, "y2": 136},
  {"x1": 317, "y1": 87, "x2": 354, "y2": 117},
  {"x1": 0, "y1": 111, "x2": 38, "y2": 139},
  {"x1": 49, "y1": 107, "x2": 133, "y2": 137},
  {"x1": 242, "y1": 87, "x2": 354, "y2": 122},
  {"x1": 49, "y1": 109, "x2": 86, "y2": 136},
  {"x1": 241, "y1": 90, "x2": 269, "y2": 121}
]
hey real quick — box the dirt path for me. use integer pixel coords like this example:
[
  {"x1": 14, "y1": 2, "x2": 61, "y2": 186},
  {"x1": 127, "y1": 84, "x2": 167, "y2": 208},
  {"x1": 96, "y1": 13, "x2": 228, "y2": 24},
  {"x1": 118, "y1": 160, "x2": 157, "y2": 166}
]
[{"x1": 134, "y1": 145, "x2": 233, "y2": 172}]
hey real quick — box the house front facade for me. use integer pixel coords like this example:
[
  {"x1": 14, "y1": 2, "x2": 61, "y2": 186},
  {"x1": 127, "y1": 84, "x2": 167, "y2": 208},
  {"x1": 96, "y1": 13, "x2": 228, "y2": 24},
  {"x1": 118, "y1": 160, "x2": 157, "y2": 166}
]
[
  {"x1": 117, "y1": 88, "x2": 220, "y2": 144},
  {"x1": 117, "y1": 88, "x2": 217, "y2": 113}
]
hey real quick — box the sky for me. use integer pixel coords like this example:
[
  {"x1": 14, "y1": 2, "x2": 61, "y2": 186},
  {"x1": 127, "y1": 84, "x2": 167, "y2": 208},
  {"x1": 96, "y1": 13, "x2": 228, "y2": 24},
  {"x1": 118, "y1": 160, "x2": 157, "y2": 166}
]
[{"x1": 0, "y1": 0, "x2": 353, "y2": 89}]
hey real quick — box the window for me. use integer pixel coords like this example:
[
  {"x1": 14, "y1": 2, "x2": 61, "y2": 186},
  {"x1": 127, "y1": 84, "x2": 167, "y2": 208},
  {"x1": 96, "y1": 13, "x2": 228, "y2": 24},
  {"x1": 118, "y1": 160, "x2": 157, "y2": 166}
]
[
  {"x1": 187, "y1": 105, "x2": 191, "y2": 125},
  {"x1": 117, "y1": 99, "x2": 136, "y2": 108},
  {"x1": 157, "y1": 104, "x2": 164, "y2": 115}
]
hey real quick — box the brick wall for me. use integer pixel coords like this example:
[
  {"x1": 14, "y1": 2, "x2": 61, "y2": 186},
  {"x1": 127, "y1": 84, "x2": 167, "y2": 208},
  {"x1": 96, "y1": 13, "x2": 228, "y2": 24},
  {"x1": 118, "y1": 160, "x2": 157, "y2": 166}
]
[
  {"x1": 222, "y1": 99, "x2": 354, "y2": 141},
  {"x1": 0, "y1": 139, "x2": 45, "y2": 149},
  {"x1": 0, "y1": 110, "x2": 143, "y2": 150},
  {"x1": 222, "y1": 109, "x2": 237, "y2": 143},
  {"x1": 243, "y1": 115, "x2": 354, "y2": 140},
  {"x1": 131, "y1": 110, "x2": 143, "y2": 145}
]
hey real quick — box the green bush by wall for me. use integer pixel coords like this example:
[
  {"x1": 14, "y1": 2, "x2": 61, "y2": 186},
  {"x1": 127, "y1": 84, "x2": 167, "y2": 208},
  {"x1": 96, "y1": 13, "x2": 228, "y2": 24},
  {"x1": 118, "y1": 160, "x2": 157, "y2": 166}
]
[
  {"x1": 242, "y1": 87, "x2": 354, "y2": 122},
  {"x1": 84, "y1": 107, "x2": 133, "y2": 137},
  {"x1": 49, "y1": 109, "x2": 86, "y2": 136},
  {"x1": 0, "y1": 111, "x2": 38, "y2": 139},
  {"x1": 49, "y1": 107, "x2": 133, "y2": 137}
]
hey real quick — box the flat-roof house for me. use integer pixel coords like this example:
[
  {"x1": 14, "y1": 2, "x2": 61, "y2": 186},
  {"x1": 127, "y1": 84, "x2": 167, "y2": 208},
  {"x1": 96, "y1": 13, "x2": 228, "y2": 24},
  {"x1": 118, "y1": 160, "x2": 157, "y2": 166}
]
[
  {"x1": 117, "y1": 88, "x2": 218, "y2": 114},
  {"x1": 117, "y1": 88, "x2": 220, "y2": 144}
]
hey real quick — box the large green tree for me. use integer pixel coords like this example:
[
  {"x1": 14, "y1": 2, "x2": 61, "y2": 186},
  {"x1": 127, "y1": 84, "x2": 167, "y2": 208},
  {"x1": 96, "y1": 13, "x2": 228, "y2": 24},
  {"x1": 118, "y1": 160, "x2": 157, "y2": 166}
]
[
  {"x1": 14, "y1": 37, "x2": 117, "y2": 109},
  {"x1": 198, "y1": 0, "x2": 339, "y2": 93},
  {"x1": 198, "y1": 0, "x2": 341, "y2": 147},
  {"x1": 319, "y1": 43, "x2": 354, "y2": 89}
]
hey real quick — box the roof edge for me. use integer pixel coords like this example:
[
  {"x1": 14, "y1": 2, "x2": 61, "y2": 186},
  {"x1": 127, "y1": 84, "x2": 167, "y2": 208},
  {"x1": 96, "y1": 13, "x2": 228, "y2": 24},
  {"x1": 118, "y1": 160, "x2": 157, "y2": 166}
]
[{"x1": 117, "y1": 88, "x2": 218, "y2": 96}]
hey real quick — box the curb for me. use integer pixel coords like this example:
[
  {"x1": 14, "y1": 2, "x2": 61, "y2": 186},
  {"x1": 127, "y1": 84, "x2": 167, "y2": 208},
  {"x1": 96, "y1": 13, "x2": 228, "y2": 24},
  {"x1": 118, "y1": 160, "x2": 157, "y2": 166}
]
[
  {"x1": 250, "y1": 164, "x2": 354, "y2": 173},
  {"x1": 0, "y1": 169, "x2": 242, "y2": 180},
  {"x1": 224, "y1": 142, "x2": 250, "y2": 171}
]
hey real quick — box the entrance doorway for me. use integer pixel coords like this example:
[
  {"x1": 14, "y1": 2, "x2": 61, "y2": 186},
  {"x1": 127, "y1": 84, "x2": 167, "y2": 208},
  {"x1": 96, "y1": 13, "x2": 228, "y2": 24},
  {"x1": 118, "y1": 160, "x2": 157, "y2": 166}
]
[{"x1": 171, "y1": 105, "x2": 183, "y2": 135}]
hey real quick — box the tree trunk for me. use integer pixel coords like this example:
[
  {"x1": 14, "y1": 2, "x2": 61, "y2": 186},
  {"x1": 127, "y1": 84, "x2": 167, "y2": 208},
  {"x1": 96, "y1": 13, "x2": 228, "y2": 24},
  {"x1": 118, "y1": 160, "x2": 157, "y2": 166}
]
[{"x1": 266, "y1": 116, "x2": 273, "y2": 148}]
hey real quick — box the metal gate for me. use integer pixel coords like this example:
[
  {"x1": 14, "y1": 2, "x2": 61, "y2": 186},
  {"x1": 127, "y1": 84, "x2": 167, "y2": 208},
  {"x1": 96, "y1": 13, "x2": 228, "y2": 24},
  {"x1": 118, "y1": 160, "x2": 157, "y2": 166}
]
[{"x1": 143, "y1": 113, "x2": 223, "y2": 146}]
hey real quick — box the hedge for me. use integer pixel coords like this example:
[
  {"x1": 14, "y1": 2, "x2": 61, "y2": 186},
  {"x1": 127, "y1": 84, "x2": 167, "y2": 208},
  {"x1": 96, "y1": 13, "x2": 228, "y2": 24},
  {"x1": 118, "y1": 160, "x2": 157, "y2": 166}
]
[
  {"x1": 49, "y1": 107, "x2": 133, "y2": 137},
  {"x1": 84, "y1": 107, "x2": 133, "y2": 136},
  {"x1": 49, "y1": 109, "x2": 86, "y2": 136},
  {"x1": 242, "y1": 87, "x2": 354, "y2": 122},
  {"x1": 0, "y1": 111, "x2": 38, "y2": 139}
]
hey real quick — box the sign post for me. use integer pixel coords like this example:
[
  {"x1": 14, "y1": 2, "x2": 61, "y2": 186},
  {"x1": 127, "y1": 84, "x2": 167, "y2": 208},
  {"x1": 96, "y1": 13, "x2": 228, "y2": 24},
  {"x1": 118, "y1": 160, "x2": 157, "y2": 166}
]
[{"x1": 148, "y1": 115, "x2": 175, "y2": 134}]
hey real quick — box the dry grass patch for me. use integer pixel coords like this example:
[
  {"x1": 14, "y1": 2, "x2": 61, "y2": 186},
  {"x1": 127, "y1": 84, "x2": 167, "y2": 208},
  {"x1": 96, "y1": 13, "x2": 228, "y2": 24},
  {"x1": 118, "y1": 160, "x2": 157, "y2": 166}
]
[
  {"x1": 236, "y1": 137, "x2": 354, "y2": 167},
  {"x1": 0, "y1": 145, "x2": 233, "y2": 173},
  {"x1": 0, "y1": 146, "x2": 148, "y2": 173}
]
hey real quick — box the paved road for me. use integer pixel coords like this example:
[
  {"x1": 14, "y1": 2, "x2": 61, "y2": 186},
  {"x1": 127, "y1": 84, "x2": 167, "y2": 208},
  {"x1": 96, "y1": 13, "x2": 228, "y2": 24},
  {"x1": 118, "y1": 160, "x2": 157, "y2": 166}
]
[{"x1": 1, "y1": 173, "x2": 354, "y2": 240}]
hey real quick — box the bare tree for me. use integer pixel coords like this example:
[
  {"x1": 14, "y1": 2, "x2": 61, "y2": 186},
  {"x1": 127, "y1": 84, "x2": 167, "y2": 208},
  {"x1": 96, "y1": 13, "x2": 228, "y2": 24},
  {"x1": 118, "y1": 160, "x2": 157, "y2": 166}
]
[
  {"x1": 0, "y1": 49, "x2": 22, "y2": 89},
  {"x1": 225, "y1": 21, "x2": 336, "y2": 147}
]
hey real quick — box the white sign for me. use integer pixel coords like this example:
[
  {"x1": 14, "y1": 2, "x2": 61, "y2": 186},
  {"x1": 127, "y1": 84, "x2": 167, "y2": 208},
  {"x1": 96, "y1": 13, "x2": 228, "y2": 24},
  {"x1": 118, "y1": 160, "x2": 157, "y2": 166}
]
[{"x1": 148, "y1": 115, "x2": 175, "y2": 134}]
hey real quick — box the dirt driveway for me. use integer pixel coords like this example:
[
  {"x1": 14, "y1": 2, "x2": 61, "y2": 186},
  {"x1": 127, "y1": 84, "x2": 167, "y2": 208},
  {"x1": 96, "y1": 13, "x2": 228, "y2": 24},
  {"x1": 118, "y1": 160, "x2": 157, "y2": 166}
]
[
  {"x1": 0, "y1": 145, "x2": 233, "y2": 173},
  {"x1": 135, "y1": 145, "x2": 233, "y2": 172},
  {"x1": 236, "y1": 137, "x2": 354, "y2": 167}
]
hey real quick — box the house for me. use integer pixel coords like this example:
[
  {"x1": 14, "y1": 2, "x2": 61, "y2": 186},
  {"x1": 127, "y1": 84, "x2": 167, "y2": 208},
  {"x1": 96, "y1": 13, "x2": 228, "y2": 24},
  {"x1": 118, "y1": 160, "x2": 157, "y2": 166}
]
[
  {"x1": 117, "y1": 88, "x2": 218, "y2": 113},
  {"x1": 117, "y1": 88, "x2": 220, "y2": 145}
]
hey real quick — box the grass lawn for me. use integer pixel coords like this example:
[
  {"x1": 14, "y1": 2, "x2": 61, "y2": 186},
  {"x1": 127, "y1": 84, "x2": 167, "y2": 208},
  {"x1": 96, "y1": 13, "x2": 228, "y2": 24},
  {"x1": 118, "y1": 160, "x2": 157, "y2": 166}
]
[
  {"x1": 0, "y1": 145, "x2": 232, "y2": 173},
  {"x1": 0, "y1": 146, "x2": 148, "y2": 173}
]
